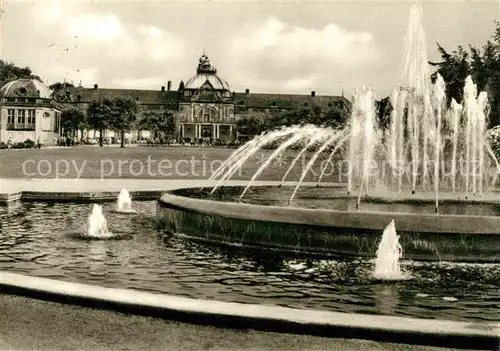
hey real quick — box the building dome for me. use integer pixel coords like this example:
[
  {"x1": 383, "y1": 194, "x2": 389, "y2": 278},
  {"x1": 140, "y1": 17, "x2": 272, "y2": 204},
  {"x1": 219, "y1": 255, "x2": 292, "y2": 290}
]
[
  {"x1": 0, "y1": 76, "x2": 53, "y2": 99},
  {"x1": 184, "y1": 55, "x2": 230, "y2": 91}
]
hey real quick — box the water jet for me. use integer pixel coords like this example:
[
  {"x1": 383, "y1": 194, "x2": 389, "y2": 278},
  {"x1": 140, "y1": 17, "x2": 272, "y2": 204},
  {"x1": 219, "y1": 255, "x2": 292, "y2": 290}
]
[{"x1": 115, "y1": 188, "x2": 136, "y2": 214}]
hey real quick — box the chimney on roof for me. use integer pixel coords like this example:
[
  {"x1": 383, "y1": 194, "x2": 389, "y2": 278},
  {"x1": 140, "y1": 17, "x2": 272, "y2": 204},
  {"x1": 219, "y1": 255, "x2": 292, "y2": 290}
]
[
  {"x1": 245, "y1": 88, "x2": 250, "y2": 94},
  {"x1": 161, "y1": 86, "x2": 165, "y2": 92},
  {"x1": 311, "y1": 91, "x2": 316, "y2": 97},
  {"x1": 94, "y1": 84, "x2": 98, "y2": 90},
  {"x1": 167, "y1": 81, "x2": 172, "y2": 91}
]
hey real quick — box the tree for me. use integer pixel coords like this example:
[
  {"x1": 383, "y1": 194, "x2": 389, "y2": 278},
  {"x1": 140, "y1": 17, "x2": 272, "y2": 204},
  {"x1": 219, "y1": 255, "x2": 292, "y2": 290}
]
[
  {"x1": 430, "y1": 44, "x2": 470, "y2": 106},
  {"x1": 87, "y1": 98, "x2": 115, "y2": 147},
  {"x1": 262, "y1": 104, "x2": 349, "y2": 132},
  {"x1": 61, "y1": 107, "x2": 88, "y2": 139},
  {"x1": 0, "y1": 60, "x2": 32, "y2": 86},
  {"x1": 375, "y1": 96, "x2": 392, "y2": 131},
  {"x1": 87, "y1": 98, "x2": 139, "y2": 148},
  {"x1": 49, "y1": 82, "x2": 75, "y2": 90},
  {"x1": 236, "y1": 115, "x2": 265, "y2": 136},
  {"x1": 430, "y1": 21, "x2": 500, "y2": 126},
  {"x1": 110, "y1": 98, "x2": 140, "y2": 148},
  {"x1": 137, "y1": 110, "x2": 175, "y2": 140}
]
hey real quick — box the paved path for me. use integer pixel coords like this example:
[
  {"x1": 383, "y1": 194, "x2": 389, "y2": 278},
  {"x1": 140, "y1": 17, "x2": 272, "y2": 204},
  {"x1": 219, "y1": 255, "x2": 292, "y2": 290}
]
[
  {"x1": 0, "y1": 294, "x2": 467, "y2": 351},
  {"x1": 0, "y1": 178, "x2": 342, "y2": 200},
  {"x1": 2, "y1": 177, "x2": 500, "y2": 202},
  {"x1": 0, "y1": 177, "x2": 209, "y2": 193}
]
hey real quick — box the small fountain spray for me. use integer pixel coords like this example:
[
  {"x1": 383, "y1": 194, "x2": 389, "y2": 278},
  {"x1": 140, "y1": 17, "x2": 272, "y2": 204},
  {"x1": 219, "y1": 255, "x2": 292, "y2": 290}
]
[
  {"x1": 87, "y1": 204, "x2": 112, "y2": 238},
  {"x1": 373, "y1": 220, "x2": 404, "y2": 280},
  {"x1": 116, "y1": 188, "x2": 135, "y2": 213}
]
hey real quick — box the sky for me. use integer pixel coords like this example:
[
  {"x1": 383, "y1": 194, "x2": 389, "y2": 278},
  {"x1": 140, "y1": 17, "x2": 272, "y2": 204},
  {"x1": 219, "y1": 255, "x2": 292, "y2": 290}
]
[{"x1": 1, "y1": 0, "x2": 498, "y2": 98}]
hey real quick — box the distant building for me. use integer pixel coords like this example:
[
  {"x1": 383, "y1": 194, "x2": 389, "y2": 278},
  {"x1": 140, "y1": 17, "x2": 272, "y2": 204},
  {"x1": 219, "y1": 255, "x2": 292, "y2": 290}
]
[
  {"x1": 0, "y1": 76, "x2": 61, "y2": 145},
  {"x1": 52, "y1": 54, "x2": 351, "y2": 142}
]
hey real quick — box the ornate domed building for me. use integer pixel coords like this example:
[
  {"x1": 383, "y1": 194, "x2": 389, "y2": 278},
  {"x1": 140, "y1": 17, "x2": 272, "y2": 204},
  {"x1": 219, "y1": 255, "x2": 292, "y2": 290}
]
[
  {"x1": 178, "y1": 54, "x2": 236, "y2": 140},
  {"x1": 0, "y1": 76, "x2": 61, "y2": 145}
]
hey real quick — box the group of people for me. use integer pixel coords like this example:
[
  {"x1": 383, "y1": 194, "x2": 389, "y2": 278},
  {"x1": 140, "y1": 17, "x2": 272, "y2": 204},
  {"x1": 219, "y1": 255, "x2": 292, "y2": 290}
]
[{"x1": 57, "y1": 135, "x2": 80, "y2": 147}]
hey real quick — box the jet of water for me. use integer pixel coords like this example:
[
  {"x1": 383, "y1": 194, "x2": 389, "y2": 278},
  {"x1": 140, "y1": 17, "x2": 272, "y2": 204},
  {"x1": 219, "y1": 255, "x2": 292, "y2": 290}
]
[
  {"x1": 373, "y1": 220, "x2": 404, "y2": 280},
  {"x1": 281, "y1": 135, "x2": 322, "y2": 186},
  {"x1": 117, "y1": 188, "x2": 133, "y2": 212},
  {"x1": 87, "y1": 204, "x2": 112, "y2": 238},
  {"x1": 288, "y1": 130, "x2": 344, "y2": 205},
  {"x1": 210, "y1": 126, "x2": 304, "y2": 194},
  {"x1": 239, "y1": 131, "x2": 309, "y2": 201}
]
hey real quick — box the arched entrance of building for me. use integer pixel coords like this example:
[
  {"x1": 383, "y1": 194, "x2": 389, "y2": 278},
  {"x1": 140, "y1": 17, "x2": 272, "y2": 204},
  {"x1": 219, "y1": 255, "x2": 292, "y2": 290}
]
[{"x1": 201, "y1": 126, "x2": 212, "y2": 138}]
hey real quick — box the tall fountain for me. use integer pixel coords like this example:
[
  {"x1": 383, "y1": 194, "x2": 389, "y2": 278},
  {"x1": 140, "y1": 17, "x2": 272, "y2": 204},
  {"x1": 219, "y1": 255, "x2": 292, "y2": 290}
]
[
  {"x1": 157, "y1": 2, "x2": 500, "y2": 263},
  {"x1": 209, "y1": 2, "x2": 496, "y2": 213},
  {"x1": 87, "y1": 204, "x2": 112, "y2": 238}
]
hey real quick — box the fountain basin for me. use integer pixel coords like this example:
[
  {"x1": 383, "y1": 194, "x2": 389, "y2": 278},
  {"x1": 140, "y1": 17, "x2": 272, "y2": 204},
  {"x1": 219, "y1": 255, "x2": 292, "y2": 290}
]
[{"x1": 157, "y1": 186, "x2": 500, "y2": 262}]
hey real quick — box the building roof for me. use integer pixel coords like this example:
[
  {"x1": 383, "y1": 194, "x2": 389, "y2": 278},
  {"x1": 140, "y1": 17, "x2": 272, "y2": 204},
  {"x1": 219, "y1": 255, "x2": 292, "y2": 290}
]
[
  {"x1": 184, "y1": 55, "x2": 230, "y2": 91},
  {"x1": 0, "y1": 76, "x2": 53, "y2": 99},
  {"x1": 185, "y1": 74, "x2": 230, "y2": 91},
  {"x1": 233, "y1": 92, "x2": 348, "y2": 110},
  {"x1": 54, "y1": 86, "x2": 348, "y2": 110},
  {"x1": 54, "y1": 86, "x2": 180, "y2": 105}
]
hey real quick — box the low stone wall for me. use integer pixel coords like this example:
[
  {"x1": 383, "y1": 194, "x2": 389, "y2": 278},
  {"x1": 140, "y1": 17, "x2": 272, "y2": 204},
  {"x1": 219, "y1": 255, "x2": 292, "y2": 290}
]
[{"x1": 157, "y1": 188, "x2": 500, "y2": 262}]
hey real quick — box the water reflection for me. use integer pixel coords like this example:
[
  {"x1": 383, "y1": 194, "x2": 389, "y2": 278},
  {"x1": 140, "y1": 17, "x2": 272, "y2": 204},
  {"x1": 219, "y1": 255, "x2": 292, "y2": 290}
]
[{"x1": 374, "y1": 285, "x2": 400, "y2": 315}]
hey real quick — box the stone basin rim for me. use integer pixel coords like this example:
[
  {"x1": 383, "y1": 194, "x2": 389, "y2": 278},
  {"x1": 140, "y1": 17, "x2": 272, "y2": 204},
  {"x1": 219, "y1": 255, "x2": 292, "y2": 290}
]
[
  {"x1": 0, "y1": 271, "x2": 498, "y2": 350},
  {"x1": 159, "y1": 187, "x2": 500, "y2": 235}
]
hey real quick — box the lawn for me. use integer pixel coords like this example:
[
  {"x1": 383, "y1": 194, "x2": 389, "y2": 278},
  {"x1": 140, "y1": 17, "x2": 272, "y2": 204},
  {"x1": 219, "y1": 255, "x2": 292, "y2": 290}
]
[{"x1": 0, "y1": 146, "x2": 348, "y2": 183}]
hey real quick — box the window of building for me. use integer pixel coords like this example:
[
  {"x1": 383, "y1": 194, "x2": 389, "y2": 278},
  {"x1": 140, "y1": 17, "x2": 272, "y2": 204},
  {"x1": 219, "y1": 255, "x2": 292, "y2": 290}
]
[
  {"x1": 27, "y1": 110, "x2": 36, "y2": 124},
  {"x1": 17, "y1": 110, "x2": 25, "y2": 125},
  {"x1": 203, "y1": 113, "x2": 209, "y2": 122},
  {"x1": 7, "y1": 109, "x2": 15, "y2": 124}
]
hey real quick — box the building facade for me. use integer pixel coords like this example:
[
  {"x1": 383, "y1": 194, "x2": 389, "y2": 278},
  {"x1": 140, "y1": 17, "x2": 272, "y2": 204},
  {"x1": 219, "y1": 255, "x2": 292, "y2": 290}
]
[
  {"x1": 0, "y1": 76, "x2": 61, "y2": 145},
  {"x1": 178, "y1": 55, "x2": 236, "y2": 141},
  {"x1": 49, "y1": 54, "x2": 351, "y2": 143}
]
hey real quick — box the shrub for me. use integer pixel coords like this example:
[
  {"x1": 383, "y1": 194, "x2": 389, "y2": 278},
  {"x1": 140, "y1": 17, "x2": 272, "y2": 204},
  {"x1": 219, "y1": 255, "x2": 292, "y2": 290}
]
[
  {"x1": 23, "y1": 139, "x2": 35, "y2": 148},
  {"x1": 8, "y1": 139, "x2": 36, "y2": 149},
  {"x1": 487, "y1": 126, "x2": 500, "y2": 159},
  {"x1": 0, "y1": 141, "x2": 7, "y2": 149}
]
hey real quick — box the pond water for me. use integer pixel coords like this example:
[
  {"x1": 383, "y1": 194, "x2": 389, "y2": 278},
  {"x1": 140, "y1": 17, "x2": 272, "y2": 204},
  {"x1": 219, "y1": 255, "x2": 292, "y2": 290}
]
[{"x1": 0, "y1": 200, "x2": 498, "y2": 322}]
